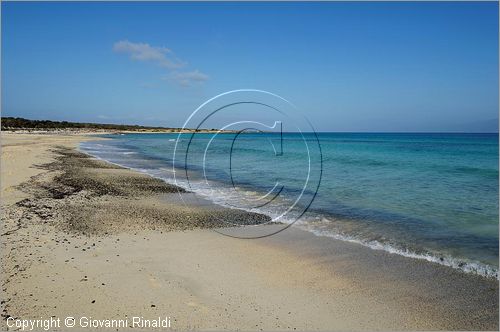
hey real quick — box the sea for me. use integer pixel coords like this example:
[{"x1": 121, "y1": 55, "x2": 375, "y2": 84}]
[{"x1": 80, "y1": 132, "x2": 499, "y2": 278}]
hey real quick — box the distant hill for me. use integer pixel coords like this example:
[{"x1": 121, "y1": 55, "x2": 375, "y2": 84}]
[
  {"x1": 458, "y1": 118, "x2": 499, "y2": 133},
  {"x1": 1, "y1": 117, "x2": 184, "y2": 132}
]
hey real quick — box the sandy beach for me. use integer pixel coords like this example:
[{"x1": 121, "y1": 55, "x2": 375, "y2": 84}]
[{"x1": 1, "y1": 132, "x2": 498, "y2": 331}]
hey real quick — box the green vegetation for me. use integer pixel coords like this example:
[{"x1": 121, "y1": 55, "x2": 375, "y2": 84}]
[{"x1": 1, "y1": 117, "x2": 182, "y2": 131}]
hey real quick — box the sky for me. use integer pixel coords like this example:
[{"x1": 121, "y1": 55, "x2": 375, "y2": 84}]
[{"x1": 2, "y1": 2, "x2": 499, "y2": 132}]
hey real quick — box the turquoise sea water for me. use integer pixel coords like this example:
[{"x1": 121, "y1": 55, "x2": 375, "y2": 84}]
[{"x1": 80, "y1": 133, "x2": 499, "y2": 277}]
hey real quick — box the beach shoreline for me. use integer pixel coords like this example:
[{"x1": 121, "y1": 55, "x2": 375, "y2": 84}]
[{"x1": 1, "y1": 132, "x2": 498, "y2": 331}]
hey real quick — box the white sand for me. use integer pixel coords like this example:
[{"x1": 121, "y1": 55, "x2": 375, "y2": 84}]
[{"x1": 1, "y1": 132, "x2": 497, "y2": 331}]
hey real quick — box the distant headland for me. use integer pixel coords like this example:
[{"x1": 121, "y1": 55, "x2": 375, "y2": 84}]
[{"x1": 0, "y1": 117, "x2": 231, "y2": 134}]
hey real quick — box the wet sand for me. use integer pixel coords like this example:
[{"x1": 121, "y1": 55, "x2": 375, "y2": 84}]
[{"x1": 1, "y1": 132, "x2": 498, "y2": 331}]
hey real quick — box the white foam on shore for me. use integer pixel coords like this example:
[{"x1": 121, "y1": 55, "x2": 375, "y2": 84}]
[
  {"x1": 79, "y1": 142, "x2": 499, "y2": 280},
  {"x1": 296, "y1": 219, "x2": 499, "y2": 279}
]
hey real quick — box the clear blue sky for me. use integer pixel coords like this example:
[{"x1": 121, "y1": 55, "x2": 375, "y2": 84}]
[{"x1": 2, "y1": 2, "x2": 498, "y2": 132}]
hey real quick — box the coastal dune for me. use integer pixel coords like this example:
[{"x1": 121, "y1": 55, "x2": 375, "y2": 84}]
[{"x1": 1, "y1": 132, "x2": 498, "y2": 331}]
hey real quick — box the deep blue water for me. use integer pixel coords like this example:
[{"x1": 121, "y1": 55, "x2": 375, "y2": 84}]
[{"x1": 80, "y1": 132, "x2": 499, "y2": 277}]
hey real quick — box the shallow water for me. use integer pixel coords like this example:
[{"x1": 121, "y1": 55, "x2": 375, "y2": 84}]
[{"x1": 80, "y1": 132, "x2": 499, "y2": 277}]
